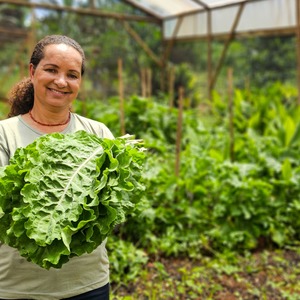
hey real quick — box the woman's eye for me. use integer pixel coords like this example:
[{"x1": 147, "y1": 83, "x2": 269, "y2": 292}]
[
  {"x1": 68, "y1": 74, "x2": 79, "y2": 79},
  {"x1": 45, "y1": 69, "x2": 56, "y2": 73}
]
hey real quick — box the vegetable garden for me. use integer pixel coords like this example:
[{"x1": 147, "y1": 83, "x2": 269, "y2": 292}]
[
  {"x1": 0, "y1": 80, "x2": 300, "y2": 298},
  {"x1": 70, "y1": 82, "x2": 300, "y2": 299},
  {"x1": 1, "y1": 76, "x2": 300, "y2": 299}
]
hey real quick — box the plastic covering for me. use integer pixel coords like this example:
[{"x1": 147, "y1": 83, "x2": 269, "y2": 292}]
[
  {"x1": 128, "y1": 0, "x2": 247, "y2": 18},
  {"x1": 127, "y1": 0, "x2": 297, "y2": 40}
]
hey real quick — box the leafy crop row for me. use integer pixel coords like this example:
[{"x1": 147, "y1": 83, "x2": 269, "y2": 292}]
[{"x1": 73, "y1": 82, "x2": 300, "y2": 284}]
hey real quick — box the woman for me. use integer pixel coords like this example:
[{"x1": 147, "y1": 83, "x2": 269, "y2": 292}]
[{"x1": 0, "y1": 35, "x2": 113, "y2": 299}]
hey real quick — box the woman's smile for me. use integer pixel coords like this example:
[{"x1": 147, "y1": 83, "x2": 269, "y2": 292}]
[{"x1": 47, "y1": 87, "x2": 71, "y2": 95}]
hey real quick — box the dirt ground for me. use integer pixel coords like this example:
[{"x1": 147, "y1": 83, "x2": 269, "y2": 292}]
[{"x1": 111, "y1": 249, "x2": 300, "y2": 299}]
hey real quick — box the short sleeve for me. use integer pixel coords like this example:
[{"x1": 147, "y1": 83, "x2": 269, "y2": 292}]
[{"x1": 0, "y1": 128, "x2": 9, "y2": 167}]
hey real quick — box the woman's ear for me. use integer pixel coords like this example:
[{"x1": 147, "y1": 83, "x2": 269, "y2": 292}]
[{"x1": 29, "y1": 63, "x2": 35, "y2": 80}]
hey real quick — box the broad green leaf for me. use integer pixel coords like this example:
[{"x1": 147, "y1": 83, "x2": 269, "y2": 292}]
[
  {"x1": 283, "y1": 116, "x2": 295, "y2": 147},
  {"x1": 0, "y1": 130, "x2": 146, "y2": 269}
]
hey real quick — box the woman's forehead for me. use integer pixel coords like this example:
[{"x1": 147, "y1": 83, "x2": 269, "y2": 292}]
[
  {"x1": 42, "y1": 44, "x2": 82, "y2": 70},
  {"x1": 44, "y1": 44, "x2": 81, "y2": 58}
]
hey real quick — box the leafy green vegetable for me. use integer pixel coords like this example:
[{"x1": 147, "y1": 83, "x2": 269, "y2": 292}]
[{"x1": 0, "y1": 130, "x2": 146, "y2": 269}]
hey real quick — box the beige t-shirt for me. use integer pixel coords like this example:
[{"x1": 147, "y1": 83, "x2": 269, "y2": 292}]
[{"x1": 0, "y1": 113, "x2": 114, "y2": 299}]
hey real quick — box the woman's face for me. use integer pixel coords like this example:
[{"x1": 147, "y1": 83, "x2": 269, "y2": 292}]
[{"x1": 30, "y1": 43, "x2": 82, "y2": 110}]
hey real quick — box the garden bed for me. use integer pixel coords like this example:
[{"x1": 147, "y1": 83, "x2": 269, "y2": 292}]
[{"x1": 111, "y1": 249, "x2": 300, "y2": 299}]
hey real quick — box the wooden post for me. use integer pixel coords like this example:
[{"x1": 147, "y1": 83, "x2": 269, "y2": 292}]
[
  {"x1": 209, "y1": 3, "x2": 245, "y2": 92},
  {"x1": 161, "y1": 16, "x2": 183, "y2": 94},
  {"x1": 175, "y1": 86, "x2": 184, "y2": 177},
  {"x1": 168, "y1": 66, "x2": 175, "y2": 108},
  {"x1": 118, "y1": 58, "x2": 125, "y2": 135},
  {"x1": 141, "y1": 68, "x2": 146, "y2": 98},
  {"x1": 146, "y1": 68, "x2": 152, "y2": 98},
  {"x1": 228, "y1": 68, "x2": 234, "y2": 162},
  {"x1": 27, "y1": 8, "x2": 37, "y2": 55}
]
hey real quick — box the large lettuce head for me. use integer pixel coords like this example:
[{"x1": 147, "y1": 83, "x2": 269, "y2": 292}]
[{"x1": 0, "y1": 130, "x2": 146, "y2": 269}]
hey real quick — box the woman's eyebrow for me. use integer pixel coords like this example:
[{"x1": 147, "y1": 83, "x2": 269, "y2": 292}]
[{"x1": 43, "y1": 63, "x2": 58, "y2": 68}]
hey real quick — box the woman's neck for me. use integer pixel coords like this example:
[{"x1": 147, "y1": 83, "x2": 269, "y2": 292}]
[
  {"x1": 29, "y1": 109, "x2": 71, "y2": 127},
  {"x1": 23, "y1": 108, "x2": 72, "y2": 133}
]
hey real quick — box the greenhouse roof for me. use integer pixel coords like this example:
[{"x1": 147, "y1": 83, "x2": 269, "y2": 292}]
[
  {"x1": 124, "y1": 0, "x2": 251, "y2": 19},
  {"x1": 124, "y1": 0, "x2": 297, "y2": 40},
  {"x1": 0, "y1": 0, "x2": 297, "y2": 41}
]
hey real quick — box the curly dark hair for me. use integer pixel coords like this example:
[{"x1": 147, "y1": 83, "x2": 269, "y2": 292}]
[{"x1": 8, "y1": 35, "x2": 85, "y2": 117}]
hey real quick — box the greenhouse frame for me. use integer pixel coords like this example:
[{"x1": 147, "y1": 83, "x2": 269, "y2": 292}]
[{"x1": 0, "y1": 0, "x2": 300, "y2": 100}]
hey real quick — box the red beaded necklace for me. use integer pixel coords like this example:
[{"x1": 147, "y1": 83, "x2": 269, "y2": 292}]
[{"x1": 29, "y1": 110, "x2": 71, "y2": 127}]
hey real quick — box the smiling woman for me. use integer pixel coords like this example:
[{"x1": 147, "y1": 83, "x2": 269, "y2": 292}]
[
  {"x1": 0, "y1": 35, "x2": 114, "y2": 299},
  {"x1": 29, "y1": 43, "x2": 82, "y2": 117},
  {"x1": 12, "y1": 36, "x2": 84, "y2": 133}
]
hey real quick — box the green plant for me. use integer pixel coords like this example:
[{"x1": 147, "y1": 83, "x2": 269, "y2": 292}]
[
  {"x1": 70, "y1": 83, "x2": 300, "y2": 289},
  {"x1": 0, "y1": 131, "x2": 146, "y2": 269}
]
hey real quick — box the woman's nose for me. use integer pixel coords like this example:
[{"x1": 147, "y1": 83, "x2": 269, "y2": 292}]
[{"x1": 54, "y1": 74, "x2": 67, "y2": 87}]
